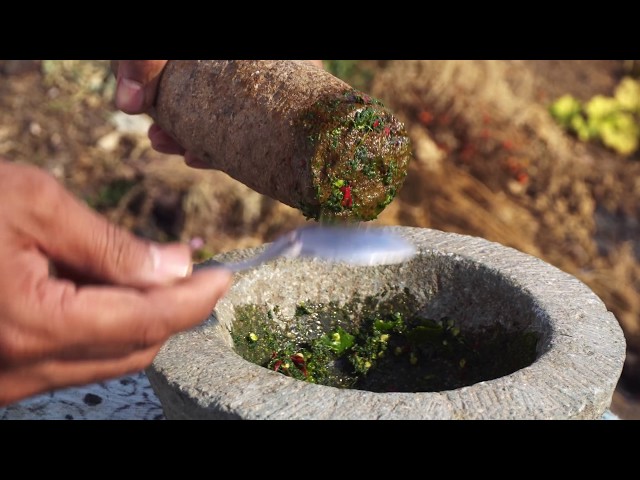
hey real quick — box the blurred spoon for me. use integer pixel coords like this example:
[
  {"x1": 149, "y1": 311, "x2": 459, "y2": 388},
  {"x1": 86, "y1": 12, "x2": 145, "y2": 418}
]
[{"x1": 206, "y1": 225, "x2": 417, "y2": 273}]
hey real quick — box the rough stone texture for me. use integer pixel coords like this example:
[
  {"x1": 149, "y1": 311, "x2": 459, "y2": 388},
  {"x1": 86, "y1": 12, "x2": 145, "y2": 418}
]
[
  {"x1": 147, "y1": 227, "x2": 626, "y2": 419},
  {"x1": 152, "y1": 60, "x2": 410, "y2": 220}
]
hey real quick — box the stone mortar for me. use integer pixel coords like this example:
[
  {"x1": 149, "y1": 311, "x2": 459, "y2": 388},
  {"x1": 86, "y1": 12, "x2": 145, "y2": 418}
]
[{"x1": 146, "y1": 227, "x2": 626, "y2": 419}]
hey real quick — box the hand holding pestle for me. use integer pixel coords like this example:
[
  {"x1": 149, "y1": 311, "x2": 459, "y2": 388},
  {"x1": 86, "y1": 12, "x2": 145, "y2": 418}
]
[{"x1": 152, "y1": 60, "x2": 412, "y2": 221}]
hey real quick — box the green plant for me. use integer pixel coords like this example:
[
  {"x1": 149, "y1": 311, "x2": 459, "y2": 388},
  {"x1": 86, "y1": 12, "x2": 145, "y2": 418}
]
[
  {"x1": 87, "y1": 178, "x2": 137, "y2": 210},
  {"x1": 324, "y1": 60, "x2": 375, "y2": 91},
  {"x1": 549, "y1": 76, "x2": 640, "y2": 156}
]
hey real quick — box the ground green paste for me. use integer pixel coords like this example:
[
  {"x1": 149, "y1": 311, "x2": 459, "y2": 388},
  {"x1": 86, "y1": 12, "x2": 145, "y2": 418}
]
[
  {"x1": 298, "y1": 89, "x2": 412, "y2": 222},
  {"x1": 230, "y1": 293, "x2": 539, "y2": 392}
]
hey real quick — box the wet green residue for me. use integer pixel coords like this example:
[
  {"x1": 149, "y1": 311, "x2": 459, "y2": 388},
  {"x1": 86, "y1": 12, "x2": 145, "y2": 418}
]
[
  {"x1": 230, "y1": 294, "x2": 539, "y2": 392},
  {"x1": 298, "y1": 89, "x2": 412, "y2": 222}
]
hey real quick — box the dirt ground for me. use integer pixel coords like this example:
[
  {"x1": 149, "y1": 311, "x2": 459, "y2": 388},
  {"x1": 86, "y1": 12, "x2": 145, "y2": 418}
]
[{"x1": 1, "y1": 60, "x2": 638, "y2": 418}]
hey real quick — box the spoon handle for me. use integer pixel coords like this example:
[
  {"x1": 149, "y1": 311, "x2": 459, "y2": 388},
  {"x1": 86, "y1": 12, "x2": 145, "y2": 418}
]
[
  {"x1": 200, "y1": 226, "x2": 416, "y2": 273},
  {"x1": 205, "y1": 230, "x2": 302, "y2": 273}
]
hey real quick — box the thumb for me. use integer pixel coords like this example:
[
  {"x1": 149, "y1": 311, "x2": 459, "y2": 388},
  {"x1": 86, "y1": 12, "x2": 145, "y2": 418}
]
[
  {"x1": 113, "y1": 60, "x2": 168, "y2": 114},
  {"x1": 29, "y1": 172, "x2": 190, "y2": 288}
]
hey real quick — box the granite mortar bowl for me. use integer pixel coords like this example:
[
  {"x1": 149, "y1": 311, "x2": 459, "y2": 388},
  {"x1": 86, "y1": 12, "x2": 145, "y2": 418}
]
[{"x1": 146, "y1": 227, "x2": 626, "y2": 419}]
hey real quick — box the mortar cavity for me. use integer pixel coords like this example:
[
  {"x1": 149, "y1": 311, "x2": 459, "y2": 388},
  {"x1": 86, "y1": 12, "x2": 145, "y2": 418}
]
[{"x1": 221, "y1": 253, "x2": 550, "y2": 393}]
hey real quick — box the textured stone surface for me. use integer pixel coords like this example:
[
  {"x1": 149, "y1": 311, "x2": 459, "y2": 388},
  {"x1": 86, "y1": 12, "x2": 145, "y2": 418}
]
[
  {"x1": 153, "y1": 60, "x2": 410, "y2": 220},
  {"x1": 147, "y1": 227, "x2": 626, "y2": 419}
]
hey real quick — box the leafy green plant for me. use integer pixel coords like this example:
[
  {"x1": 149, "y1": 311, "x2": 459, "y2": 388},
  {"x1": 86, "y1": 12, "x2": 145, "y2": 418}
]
[
  {"x1": 324, "y1": 60, "x2": 375, "y2": 91},
  {"x1": 88, "y1": 178, "x2": 136, "y2": 210},
  {"x1": 549, "y1": 76, "x2": 640, "y2": 156}
]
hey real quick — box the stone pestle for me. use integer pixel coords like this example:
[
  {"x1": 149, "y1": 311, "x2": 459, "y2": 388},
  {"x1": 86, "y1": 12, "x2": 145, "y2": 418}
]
[{"x1": 151, "y1": 60, "x2": 412, "y2": 222}]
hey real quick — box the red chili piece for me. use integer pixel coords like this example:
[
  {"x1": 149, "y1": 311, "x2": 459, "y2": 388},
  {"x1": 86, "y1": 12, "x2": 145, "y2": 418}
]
[
  {"x1": 340, "y1": 185, "x2": 353, "y2": 208},
  {"x1": 290, "y1": 355, "x2": 308, "y2": 377},
  {"x1": 290, "y1": 354, "x2": 304, "y2": 366}
]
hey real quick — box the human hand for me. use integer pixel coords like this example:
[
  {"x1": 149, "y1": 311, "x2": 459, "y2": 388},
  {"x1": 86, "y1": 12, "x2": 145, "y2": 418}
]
[
  {"x1": 111, "y1": 60, "x2": 207, "y2": 168},
  {"x1": 0, "y1": 160, "x2": 232, "y2": 406},
  {"x1": 112, "y1": 60, "x2": 324, "y2": 169}
]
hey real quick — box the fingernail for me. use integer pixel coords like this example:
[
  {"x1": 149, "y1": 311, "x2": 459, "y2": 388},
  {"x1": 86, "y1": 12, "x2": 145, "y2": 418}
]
[
  {"x1": 149, "y1": 244, "x2": 192, "y2": 282},
  {"x1": 115, "y1": 77, "x2": 144, "y2": 113}
]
